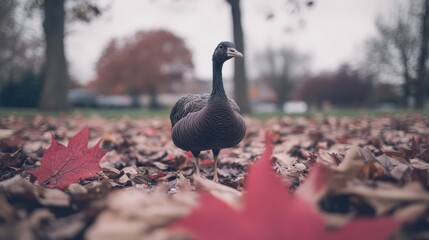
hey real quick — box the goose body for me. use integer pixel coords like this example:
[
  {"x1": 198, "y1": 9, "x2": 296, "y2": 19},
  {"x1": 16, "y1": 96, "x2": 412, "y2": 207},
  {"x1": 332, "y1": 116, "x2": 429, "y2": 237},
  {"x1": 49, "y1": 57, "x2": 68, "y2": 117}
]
[
  {"x1": 170, "y1": 41, "x2": 246, "y2": 181},
  {"x1": 171, "y1": 93, "x2": 244, "y2": 151}
]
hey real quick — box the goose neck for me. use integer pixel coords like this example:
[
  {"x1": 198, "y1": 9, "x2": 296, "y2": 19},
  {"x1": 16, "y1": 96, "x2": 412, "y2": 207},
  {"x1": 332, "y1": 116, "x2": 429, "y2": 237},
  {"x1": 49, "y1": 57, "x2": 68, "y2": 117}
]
[{"x1": 210, "y1": 60, "x2": 227, "y2": 99}]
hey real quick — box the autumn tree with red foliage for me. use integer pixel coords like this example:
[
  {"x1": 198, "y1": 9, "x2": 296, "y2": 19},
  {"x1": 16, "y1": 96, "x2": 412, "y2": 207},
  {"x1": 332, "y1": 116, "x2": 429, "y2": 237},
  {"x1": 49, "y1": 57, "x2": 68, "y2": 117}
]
[{"x1": 90, "y1": 30, "x2": 193, "y2": 108}]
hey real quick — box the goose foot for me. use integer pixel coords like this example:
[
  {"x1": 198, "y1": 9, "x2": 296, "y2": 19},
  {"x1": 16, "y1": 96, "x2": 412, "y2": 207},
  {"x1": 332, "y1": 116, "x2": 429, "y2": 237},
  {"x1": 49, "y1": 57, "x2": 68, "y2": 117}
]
[
  {"x1": 213, "y1": 149, "x2": 220, "y2": 182},
  {"x1": 193, "y1": 155, "x2": 201, "y2": 177}
]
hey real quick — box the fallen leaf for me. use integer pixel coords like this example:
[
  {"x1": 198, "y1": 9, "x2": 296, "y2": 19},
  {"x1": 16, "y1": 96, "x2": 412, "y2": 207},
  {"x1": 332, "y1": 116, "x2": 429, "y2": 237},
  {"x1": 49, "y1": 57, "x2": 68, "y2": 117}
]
[
  {"x1": 149, "y1": 172, "x2": 168, "y2": 180},
  {"x1": 390, "y1": 164, "x2": 411, "y2": 181},
  {"x1": 338, "y1": 182, "x2": 429, "y2": 203},
  {"x1": 171, "y1": 130, "x2": 400, "y2": 240},
  {"x1": 336, "y1": 145, "x2": 364, "y2": 176},
  {"x1": 359, "y1": 160, "x2": 389, "y2": 180},
  {"x1": 0, "y1": 194, "x2": 16, "y2": 222},
  {"x1": 3, "y1": 111, "x2": 429, "y2": 239},
  {"x1": 0, "y1": 175, "x2": 70, "y2": 207},
  {"x1": 86, "y1": 188, "x2": 196, "y2": 240},
  {"x1": 193, "y1": 175, "x2": 242, "y2": 208},
  {"x1": 0, "y1": 148, "x2": 25, "y2": 170},
  {"x1": 394, "y1": 203, "x2": 428, "y2": 224},
  {"x1": 0, "y1": 129, "x2": 13, "y2": 139},
  {"x1": 30, "y1": 126, "x2": 108, "y2": 189},
  {"x1": 45, "y1": 215, "x2": 87, "y2": 240},
  {"x1": 410, "y1": 158, "x2": 429, "y2": 170},
  {"x1": 199, "y1": 159, "x2": 214, "y2": 165}
]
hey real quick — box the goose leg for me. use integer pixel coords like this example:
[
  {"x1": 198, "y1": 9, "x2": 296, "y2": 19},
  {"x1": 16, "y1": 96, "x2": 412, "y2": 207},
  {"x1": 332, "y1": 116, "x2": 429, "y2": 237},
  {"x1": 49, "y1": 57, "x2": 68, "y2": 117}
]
[
  {"x1": 212, "y1": 149, "x2": 220, "y2": 182},
  {"x1": 192, "y1": 151, "x2": 201, "y2": 177}
]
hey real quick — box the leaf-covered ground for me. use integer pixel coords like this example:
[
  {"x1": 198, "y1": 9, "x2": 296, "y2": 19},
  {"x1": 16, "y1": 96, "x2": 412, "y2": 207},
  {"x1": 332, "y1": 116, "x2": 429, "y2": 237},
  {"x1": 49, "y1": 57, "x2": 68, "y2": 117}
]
[{"x1": 0, "y1": 113, "x2": 429, "y2": 239}]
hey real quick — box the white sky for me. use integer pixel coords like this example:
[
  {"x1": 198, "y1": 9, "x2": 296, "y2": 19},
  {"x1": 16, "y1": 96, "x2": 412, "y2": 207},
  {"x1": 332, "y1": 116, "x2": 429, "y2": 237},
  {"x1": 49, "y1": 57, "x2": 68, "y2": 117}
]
[{"x1": 66, "y1": 0, "x2": 396, "y2": 84}]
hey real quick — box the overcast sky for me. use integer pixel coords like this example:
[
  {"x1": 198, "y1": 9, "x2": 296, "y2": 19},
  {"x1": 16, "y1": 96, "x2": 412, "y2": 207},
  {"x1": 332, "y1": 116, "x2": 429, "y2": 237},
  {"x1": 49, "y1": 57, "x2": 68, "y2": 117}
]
[{"x1": 66, "y1": 0, "x2": 397, "y2": 84}]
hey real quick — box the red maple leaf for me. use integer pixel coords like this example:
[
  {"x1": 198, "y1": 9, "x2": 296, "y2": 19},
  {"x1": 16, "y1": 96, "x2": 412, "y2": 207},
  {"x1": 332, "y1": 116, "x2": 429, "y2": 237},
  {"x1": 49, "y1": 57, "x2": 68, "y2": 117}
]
[
  {"x1": 171, "y1": 130, "x2": 400, "y2": 240},
  {"x1": 30, "y1": 126, "x2": 108, "y2": 189}
]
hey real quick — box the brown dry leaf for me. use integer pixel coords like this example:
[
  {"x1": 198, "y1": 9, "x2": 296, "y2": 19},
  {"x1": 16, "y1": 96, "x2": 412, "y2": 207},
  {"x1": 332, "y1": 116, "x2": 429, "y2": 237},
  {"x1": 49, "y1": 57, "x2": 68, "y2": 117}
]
[
  {"x1": 27, "y1": 209, "x2": 55, "y2": 229},
  {"x1": 390, "y1": 164, "x2": 411, "y2": 182},
  {"x1": 338, "y1": 181, "x2": 429, "y2": 215},
  {"x1": 273, "y1": 152, "x2": 295, "y2": 166},
  {"x1": 0, "y1": 175, "x2": 70, "y2": 207},
  {"x1": 410, "y1": 158, "x2": 429, "y2": 170},
  {"x1": 0, "y1": 149, "x2": 25, "y2": 170},
  {"x1": 394, "y1": 202, "x2": 428, "y2": 224},
  {"x1": 359, "y1": 148, "x2": 377, "y2": 162},
  {"x1": 375, "y1": 154, "x2": 395, "y2": 171},
  {"x1": 67, "y1": 183, "x2": 88, "y2": 193},
  {"x1": 318, "y1": 149, "x2": 337, "y2": 165},
  {"x1": 359, "y1": 160, "x2": 389, "y2": 180},
  {"x1": 85, "y1": 188, "x2": 197, "y2": 240},
  {"x1": 38, "y1": 188, "x2": 70, "y2": 206},
  {"x1": 0, "y1": 194, "x2": 16, "y2": 223},
  {"x1": 0, "y1": 129, "x2": 13, "y2": 139},
  {"x1": 2, "y1": 113, "x2": 429, "y2": 239},
  {"x1": 1, "y1": 209, "x2": 54, "y2": 240},
  {"x1": 336, "y1": 145, "x2": 364, "y2": 176},
  {"x1": 193, "y1": 175, "x2": 242, "y2": 208}
]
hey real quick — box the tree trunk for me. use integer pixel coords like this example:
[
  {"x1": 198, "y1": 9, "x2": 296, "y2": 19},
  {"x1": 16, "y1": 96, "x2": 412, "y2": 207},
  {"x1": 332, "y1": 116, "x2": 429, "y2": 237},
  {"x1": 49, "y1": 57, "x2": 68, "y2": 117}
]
[
  {"x1": 275, "y1": 77, "x2": 290, "y2": 111},
  {"x1": 147, "y1": 85, "x2": 159, "y2": 109},
  {"x1": 226, "y1": 0, "x2": 251, "y2": 114},
  {"x1": 275, "y1": 88, "x2": 286, "y2": 111},
  {"x1": 38, "y1": 0, "x2": 70, "y2": 110},
  {"x1": 399, "y1": 49, "x2": 413, "y2": 107},
  {"x1": 415, "y1": 0, "x2": 429, "y2": 109}
]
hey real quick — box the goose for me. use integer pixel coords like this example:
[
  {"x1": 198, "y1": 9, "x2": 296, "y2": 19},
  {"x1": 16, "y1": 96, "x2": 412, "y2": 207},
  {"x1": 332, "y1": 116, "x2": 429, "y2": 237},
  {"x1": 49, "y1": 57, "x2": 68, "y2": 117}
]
[{"x1": 170, "y1": 41, "x2": 246, "y2": 182}]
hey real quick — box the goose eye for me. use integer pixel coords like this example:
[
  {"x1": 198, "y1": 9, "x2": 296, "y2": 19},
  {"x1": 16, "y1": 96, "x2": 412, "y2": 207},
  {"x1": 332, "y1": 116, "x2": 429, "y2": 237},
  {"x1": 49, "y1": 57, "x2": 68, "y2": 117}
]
[{"x1": 219, "y1": 45, "x2": 223, "y2": 49}]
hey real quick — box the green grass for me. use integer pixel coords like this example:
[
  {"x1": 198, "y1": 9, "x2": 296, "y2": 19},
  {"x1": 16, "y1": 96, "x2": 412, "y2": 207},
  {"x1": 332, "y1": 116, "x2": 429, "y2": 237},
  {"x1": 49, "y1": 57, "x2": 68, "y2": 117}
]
[
  {"x1": 307, "y1": 108, "x2": 426, "y2": 117},
  {"x1": 0, "y1": 107, "x2": 427, "y2": 120},
  {"x1": 0, "y1": 108, "x2": 170, "y2": 119},
  {"x1": 251, "y1": 108, "x2": 428, "y2": 119}
]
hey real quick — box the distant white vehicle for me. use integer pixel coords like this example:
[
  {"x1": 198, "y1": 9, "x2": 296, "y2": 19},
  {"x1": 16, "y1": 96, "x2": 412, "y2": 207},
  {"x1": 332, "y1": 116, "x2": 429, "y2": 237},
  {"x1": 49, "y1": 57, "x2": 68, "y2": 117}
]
[
  {"x1": 67, "y1": 89, "x2": 97, "y2": 107},
  {"x1": 283, "y1": 101, "x2": 308, "y2": 113},
  {"x1": 96, "y1": 95, "x2": 132, "y2": 108},
  {"x1": 253, "y1": 102, "x2": 278, "y2": 113}
]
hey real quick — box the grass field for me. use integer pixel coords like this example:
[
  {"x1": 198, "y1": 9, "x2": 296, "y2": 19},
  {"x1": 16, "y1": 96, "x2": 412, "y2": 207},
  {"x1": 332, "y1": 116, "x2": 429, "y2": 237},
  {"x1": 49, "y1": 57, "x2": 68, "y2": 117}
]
[
  {"x1": 0, "y1": 108, "x2": 171, "y2": 119},
  {"x1": 0, "y1": 107, "x2": 427, "y2": 119}
]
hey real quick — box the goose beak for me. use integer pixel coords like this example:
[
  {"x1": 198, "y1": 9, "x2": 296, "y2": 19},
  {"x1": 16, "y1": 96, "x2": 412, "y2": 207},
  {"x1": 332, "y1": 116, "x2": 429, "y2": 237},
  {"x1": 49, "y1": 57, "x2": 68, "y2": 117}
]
[{"x1": 227, "y1": 47, "x2": 243, "y2": 58}]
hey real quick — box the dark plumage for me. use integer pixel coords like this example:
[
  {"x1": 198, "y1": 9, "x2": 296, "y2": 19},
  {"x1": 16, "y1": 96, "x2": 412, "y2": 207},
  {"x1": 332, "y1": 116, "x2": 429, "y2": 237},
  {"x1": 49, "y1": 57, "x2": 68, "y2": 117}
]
[{"x1": 170, "y1": 41, "x2": 246, "y2": 181}]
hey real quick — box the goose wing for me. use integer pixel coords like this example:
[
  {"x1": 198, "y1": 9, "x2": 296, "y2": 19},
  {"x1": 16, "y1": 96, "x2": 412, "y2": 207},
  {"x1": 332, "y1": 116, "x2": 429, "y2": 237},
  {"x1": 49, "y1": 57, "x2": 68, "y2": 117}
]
[
  {"x1": 170, "y1": 93, "x2": 241, "y2": 127},
  {"x1": 170, "y1": 94, "x2": 209, "y2": 127}
]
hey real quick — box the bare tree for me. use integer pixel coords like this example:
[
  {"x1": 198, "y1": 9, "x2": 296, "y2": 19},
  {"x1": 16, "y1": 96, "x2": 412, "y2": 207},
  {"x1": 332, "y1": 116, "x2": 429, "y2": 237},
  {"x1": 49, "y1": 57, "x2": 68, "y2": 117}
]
[
  {"x1": 0, "y1": 0, "x2": 43, "y2": 83},
  {"x1": 226, "y1": 0, "x2": 251, "y2": 113},
  {"x1": 29, "y1": 0, "x2": 103, "y2": 110},
  {"x1": 363, "y1": 0, "x2": 429, "y2": 109},
  {"x1": 416, "y1": 0, "x2": 429, "y2": 108},
  {"x1": 37, "y1": 0, "x2": 69, "y2": 110},
  {"x1": 0, "y1": 0, "x2": 20, "y2": 82},
  {"x1": 258, "y1": 48, "x2": 309, "y2": 110},
  {"x1": 298, "y1": 65, "x2": 372, "y2": 108},
  {"x1": 224, "y1": 0, "x2": 314, "y2": 113}
]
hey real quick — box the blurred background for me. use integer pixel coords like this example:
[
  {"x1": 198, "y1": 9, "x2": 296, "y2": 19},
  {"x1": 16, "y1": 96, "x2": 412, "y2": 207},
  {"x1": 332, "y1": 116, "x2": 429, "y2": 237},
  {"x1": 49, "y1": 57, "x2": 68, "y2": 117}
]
[{"x1": 0, "y1": 0, "x2": 428, "y2": 114}]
